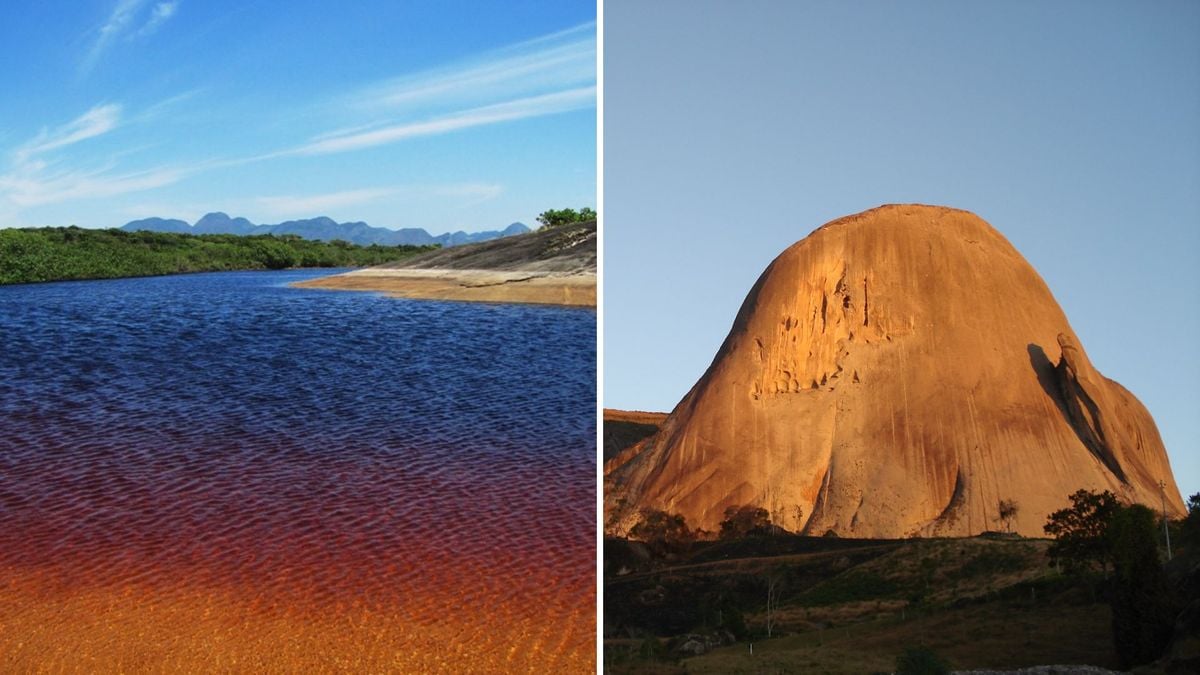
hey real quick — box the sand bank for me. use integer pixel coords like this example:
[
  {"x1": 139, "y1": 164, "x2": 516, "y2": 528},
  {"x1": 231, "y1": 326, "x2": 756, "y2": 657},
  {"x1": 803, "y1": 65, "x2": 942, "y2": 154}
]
[{"x1": 292, "y1": 268, "x2": 596, "y2": 307}]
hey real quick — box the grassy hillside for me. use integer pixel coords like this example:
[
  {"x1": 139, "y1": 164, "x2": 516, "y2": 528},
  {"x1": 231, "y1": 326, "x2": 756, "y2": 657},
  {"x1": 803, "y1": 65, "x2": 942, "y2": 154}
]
[
  {"x1": 605, "y1": 534, "x2": 1130, "y2": 673},
  {"x1": 0, "y1": 227, "x2": 436, "y2": 285},
  {"x1": 604, "y1": 409, "x2": 667, "y2": 462}
]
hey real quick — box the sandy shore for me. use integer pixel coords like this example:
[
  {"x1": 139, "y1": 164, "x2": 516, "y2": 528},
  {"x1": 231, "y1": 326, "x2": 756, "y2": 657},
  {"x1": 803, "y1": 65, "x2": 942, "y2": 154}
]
[{"x1": 292, "y1": 268, "x2": 596, "y2": 307}]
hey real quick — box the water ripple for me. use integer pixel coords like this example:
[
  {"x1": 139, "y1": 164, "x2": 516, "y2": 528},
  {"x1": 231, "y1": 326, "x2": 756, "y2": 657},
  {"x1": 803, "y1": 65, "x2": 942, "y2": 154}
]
[{"x1": 0, "y1": 270, "x2": 596, "y2": 671}]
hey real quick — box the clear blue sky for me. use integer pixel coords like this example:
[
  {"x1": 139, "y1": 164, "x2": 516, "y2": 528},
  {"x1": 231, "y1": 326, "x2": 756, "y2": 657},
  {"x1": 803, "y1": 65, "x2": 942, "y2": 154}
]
[
  {"x1": 604, "y1": 1, "x2": 1200, "y2": 499},
  {"x1": 0, "y1": 1, "x2": 595, "y2": 233}
]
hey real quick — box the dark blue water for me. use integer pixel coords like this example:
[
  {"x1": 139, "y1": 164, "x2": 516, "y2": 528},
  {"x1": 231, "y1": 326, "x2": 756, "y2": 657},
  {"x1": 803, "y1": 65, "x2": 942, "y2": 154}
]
[
  {"x1": 0, "y1": 269, "x2": 596, "y2": 668},
  {"x1": 0, "y1": 270, "x2": 594, "y2": 456}
]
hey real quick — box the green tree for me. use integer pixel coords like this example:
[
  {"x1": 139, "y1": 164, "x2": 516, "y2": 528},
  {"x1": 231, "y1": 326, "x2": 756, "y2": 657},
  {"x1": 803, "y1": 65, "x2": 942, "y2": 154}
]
[
  {"x1": 1044, "y1": 489, "x2": 1121, "y2": 574},
  {"x1": 997, "y1": 498, "x2": 1019, "y2": 533},
  {"x1": 1044, "y1": 491, "x2": 1179, "y2": 667},
  {"x1": 1107, "y1": 504, "x2": 1175, "y2": 668},
  {"x1": 719, "y1": 504, "x2": 772, "y2": 539},
  {"x1": 629, "y1": 508, "x2": 693, "y2": 549},
  {"x1": 536, "y1": 206, "x2": 597, "y2": 229},
  {"x1": 253, "y1": 239, "x2": 299, "y2": 270},
  {"x1": 1181, "y1": 492, "x2": 1200, "y2": 548}
]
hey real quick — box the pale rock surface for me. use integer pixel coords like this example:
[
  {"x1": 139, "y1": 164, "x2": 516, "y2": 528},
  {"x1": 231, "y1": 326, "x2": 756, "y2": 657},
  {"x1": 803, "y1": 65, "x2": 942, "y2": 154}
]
[{"x1": 605, "y1": 205, "x2": 1184, "y2": 538}]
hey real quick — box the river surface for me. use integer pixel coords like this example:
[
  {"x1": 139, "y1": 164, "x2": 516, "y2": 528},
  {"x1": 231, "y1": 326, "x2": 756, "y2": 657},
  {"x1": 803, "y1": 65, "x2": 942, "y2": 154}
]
[{"x1": 0, "y1": 269, "x2": 595, "y2": 672}]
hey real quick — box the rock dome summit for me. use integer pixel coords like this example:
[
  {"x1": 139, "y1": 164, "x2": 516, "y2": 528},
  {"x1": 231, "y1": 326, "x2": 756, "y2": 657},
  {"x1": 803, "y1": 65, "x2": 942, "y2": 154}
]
[{"x1": 605, "y1": 204, "x2": 1185, "y2": 538}]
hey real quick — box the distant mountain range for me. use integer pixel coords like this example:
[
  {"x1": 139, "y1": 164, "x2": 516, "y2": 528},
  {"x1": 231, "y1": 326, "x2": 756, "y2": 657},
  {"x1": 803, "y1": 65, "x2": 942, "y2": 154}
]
[{"x1": 121, "y1": 212, "x2": 531, "y2": 247}]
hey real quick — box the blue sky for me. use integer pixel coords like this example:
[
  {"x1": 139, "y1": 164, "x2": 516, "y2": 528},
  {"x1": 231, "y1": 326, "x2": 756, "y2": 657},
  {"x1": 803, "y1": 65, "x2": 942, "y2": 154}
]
[
  {"x1": 604, "y1": 1, "x2": 1200, "y2": 499},
  {"x1": 0, "y1": 1, "x2": 595, "y2": 233}
]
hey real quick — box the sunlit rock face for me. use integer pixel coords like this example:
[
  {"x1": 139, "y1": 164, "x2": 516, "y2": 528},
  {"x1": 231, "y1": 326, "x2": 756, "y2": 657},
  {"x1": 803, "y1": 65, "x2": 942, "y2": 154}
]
[{"x1": 606, "y1": 204, "x2": 1184, "y2": 538}]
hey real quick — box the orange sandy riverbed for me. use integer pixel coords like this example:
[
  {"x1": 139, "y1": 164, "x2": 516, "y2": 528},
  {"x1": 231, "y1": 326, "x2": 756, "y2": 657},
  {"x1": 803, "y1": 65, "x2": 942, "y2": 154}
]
[
  {"x1": 0, "y1": 569, "x2": 593, "y2": 672},
  {"x1": 292, "y1": 268, "x2": 597, "y2": 307},
  {"x1": 0, "y1": 436, "x2": 596, "y2": 673}
]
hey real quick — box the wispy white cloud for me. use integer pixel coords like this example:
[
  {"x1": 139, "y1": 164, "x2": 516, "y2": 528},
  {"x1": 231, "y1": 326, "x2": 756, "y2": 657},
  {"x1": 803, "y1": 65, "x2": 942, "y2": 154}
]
[
  {"x1": 350, "y1": 22, "x2": 595, "y2": 115},
  {"x1": 296, "y1": 87, "x2": 595, "y2": 156},
  {"x1": 82, "y1": 0, "x2": 147, "y2": 73},
  {"x1": 0, "y1": 164, "x2": 184, "y2": 208},
  {"x1": 81, "y1": 0, "x2": 180, "y2": 73},
  {"x1": 135, "y1": 2, "x2": 179, "y2": 38},
  {"x1": 253, "y1": 183, "x2": 503, "y2": 218},
  {"x1": 2, "y1": 102, "x2": 188, "y2": 209},
  {"x1": 16, "y1": 104, "x2": 122, "y2": 161},
  {"x1": 4, "y1": 23, "x2": 589, "y2": 219},
  {"x1": 135, "y1": 87, "x2": 204, "y2": 122},
  {"x1": 295, "y1": 23, "x2": 594, "y2": 158}
]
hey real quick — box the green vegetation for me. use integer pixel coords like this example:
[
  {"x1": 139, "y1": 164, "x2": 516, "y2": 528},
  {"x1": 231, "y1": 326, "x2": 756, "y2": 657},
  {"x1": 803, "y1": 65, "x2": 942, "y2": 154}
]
[
  {"x1": 997, "y1": 498, "x2": 1019, "y2": 533},
  {"x1": 0, "y1": 227, "x2": 436, "y2": 285},
  {"x1": 1182, "y1": 492, "x2": 1200, "y2": 547},
  {"x1": 606, "y1": 490, "x2": 1200, "y2": 673},
  {"x1": 719, "y1": 504, "x2": 773, "y2": 539},
  {"x1": 895, "y1": 645, "x2": 950, "y2": 675},
  {"x1": 630, "y1": 509, "x2": 694, "y2": 552},
  {"x1": 799, "y1": 569, "x2": 899, "y2": 606},
  {"x1": 954, "y1": 547, "x2": 1027, "y2": 579},
  {"x1": 604, "y1": 534, "x2": 1116, "y2": 674},
  {"x1": 1043, "y1": 488, "x2": 1121, "y2": 575},
  {"x1": 1042, "y1": 489, "x2": 1183, "y2": 668},
  {"x1": 1107, "y1": 503, "x2": 1175, "y2": 667},
  {"x1": 536, "y1": 207, "x2": 596, "y2": 229}
]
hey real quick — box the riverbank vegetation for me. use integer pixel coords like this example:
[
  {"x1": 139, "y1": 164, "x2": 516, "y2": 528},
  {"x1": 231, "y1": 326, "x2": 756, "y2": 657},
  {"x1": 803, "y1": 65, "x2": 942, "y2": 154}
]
[{"x1": 0, "y1": 227, "x2": 436, "y2": 284}]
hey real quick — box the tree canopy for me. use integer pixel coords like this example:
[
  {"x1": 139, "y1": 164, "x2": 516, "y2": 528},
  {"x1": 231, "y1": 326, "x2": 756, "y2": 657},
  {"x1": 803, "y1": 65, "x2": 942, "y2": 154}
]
[
  {"x1": 997, "y1": 498, "x2": 1019, "y2": 532},
  {"x1": 536, "y1": 207, "x2": 596, "y2": 229},
  {"x1": 1043, "y1": 488, "x2": 1121, "y2": 574},
  {"x1": 719, "y1": 505, "x2": 773, "y2": 539},
  {"x1": 629, "y1": 508, "x2": 693, "y2": 547},
  {"x1": 1107, "y1": 503, "x2": 1174, "y2": 668},
  {"x1": 1043, "y1": 489, "x2": 1178, "y2": 668},
  {"x1": 0, "y1": 227, "x2": 434, "y2": 285},
  {"x1": 1182, "y1": 492, "x2": 1200, "y2": 547}
]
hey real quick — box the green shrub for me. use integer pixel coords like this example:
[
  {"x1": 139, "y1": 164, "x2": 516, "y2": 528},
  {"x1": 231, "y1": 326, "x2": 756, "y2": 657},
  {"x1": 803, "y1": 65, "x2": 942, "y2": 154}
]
[
  {"x1": 0, "y1": 227, "x2": 435, "y2": 284},
  {"x1": 895, "y1": 645, "x2": 949, "y2": 675},
  {"x1": 799, "y1": 570, "x2": 898, "y2": 606},
  {"x1": 956, "y1": 549, "x2": 1026, "y2": 578}
]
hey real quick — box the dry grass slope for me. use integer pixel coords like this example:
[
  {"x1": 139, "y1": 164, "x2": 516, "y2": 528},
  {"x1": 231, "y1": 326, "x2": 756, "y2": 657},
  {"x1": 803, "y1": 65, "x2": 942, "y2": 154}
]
[{"x1": 604, "y1": 535, "x2": 1121, "y2": 674}]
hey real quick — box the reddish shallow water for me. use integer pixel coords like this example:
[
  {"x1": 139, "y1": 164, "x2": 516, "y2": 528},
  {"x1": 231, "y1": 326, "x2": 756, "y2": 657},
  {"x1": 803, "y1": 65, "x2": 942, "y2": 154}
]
[{"x1": 0, "y1": 272, "x2": 596, "y2": 672}]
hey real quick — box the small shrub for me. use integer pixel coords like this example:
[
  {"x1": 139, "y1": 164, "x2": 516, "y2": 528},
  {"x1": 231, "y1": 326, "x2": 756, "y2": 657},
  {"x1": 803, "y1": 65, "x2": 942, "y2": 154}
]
[
  {"x1": 719, "y1": 504, "x2": 772, "y2": 539},
  {"x1": 895, "y1": 645, "x2": 950, "y2": 675}
]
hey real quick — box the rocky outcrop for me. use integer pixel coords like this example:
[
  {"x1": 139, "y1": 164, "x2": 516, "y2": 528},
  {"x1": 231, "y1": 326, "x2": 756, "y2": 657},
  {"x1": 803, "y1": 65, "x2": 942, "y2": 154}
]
[
  {"x1": 605, "y1": 205, "x2": 1184, "y2": 538},
  {"x1": 378, "y1": 219, "x2": 596, "y2": 274}
]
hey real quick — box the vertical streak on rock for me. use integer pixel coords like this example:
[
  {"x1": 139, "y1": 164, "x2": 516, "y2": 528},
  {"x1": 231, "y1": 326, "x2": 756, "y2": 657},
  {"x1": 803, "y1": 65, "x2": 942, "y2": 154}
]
[{"x1": 863, "y1": 277, "x2": 869, "y2": 326}]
